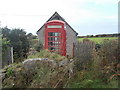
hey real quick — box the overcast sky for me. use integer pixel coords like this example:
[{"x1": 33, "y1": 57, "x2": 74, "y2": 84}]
[{"x1": 0, "y1": 0, "x2": 119, "y2": 36}]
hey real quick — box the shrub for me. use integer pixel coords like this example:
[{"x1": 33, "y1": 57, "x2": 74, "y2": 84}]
[
  {"x1": 34, "y1": 41, "x2": 43, "y2": 52},
  {"x1": 6, "y1": 68, "x2": 13, "y2": 77},
  {"x1": 74, "y1": 39, "x2": 95, "y2": 70},
  {"x1": 98, "y1": 39, "x2": 118, "y2": 65},
  {"x1": 72, "y1": 39, "x2": 119, "y2": 88}
]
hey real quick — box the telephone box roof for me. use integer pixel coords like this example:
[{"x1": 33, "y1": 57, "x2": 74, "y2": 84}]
[{"x1": 46, "y1": 20, "x2": 65, "y2": 24}]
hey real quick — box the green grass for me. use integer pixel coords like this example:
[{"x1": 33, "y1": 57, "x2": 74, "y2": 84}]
[
  {"x1": 67, "y1": 71, "x2": 118, "y2": 88},
  {"x1": 78, "y1": 37, "x2": 118, "y2": 44},
  {"x1": 28, "y1": 50, "x2": 67, "y2": 61}
]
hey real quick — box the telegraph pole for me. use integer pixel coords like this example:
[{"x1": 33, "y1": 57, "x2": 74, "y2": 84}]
[{"x1": 0, "y1": 21, "x2": 2, "y2": 90}]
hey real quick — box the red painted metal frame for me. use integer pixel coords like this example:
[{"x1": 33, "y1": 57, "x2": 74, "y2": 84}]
[{"x1": 44, "y1": 20, "x2": 66, "y2": 56}]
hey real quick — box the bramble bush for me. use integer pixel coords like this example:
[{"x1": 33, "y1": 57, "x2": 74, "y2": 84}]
[{"x1": 71, "y1": 39, "x2": 119, "y2": 88}]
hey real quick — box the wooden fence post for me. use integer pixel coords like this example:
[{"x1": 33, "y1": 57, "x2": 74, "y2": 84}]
[{"x1": 2, "y1": 46, "x2": 13, "y2": 68}]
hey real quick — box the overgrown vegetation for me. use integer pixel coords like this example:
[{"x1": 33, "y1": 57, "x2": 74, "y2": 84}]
[
  {"x1": 2, "y1": 38, "x2": 10, "y2": 56},
  {"x1": 2, "y1": 52, "x2": 69, "y2": 88},
  {"x1": 1, "y1": 27, "x2": 30, "y2": 62},
  {"x1": 28, "y1": 50, "x2": 67, "y2": 61},
  {"x1": 34, "y1": 41, "x2": 43, "y2": 52},
  {"x1": 67, "y1": 39, "x2": 119, "y2": 88},
  {"x1": 1, "y1": 36, "x2": 119, "y2": 88}
]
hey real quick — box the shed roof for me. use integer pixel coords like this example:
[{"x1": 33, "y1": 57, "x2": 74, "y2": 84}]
[{"x1": 37, "y1": 12, "x2": 78, "y2": 35}]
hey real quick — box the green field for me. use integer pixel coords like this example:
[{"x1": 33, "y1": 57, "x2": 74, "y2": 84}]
[
  {"x1": 32, "y1": 37, "x2": 118, "y2": 44},
  {"x1": 78, "y1": 37, "x2": 118, "y2": 44}
]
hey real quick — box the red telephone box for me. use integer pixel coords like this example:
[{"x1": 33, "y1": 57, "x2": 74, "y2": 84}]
[{"x1": 44, "y1": 20, "x2": 66, "y2": 56}]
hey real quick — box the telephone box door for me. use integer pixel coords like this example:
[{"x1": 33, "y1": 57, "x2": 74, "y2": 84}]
[{"x1": 45, "y1": 24, "x2": 66, "y2": 56}]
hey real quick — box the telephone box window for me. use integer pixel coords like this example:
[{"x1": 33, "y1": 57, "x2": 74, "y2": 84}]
[
  {"x1": 47, "y1": 25, "x2": 62, "y2": 28},
  {"x1": 48, "y1": 47, "x2": 59, "y2": 51},
  {"x1": 48, "y1": 42, "x2": 60, "y2": 46},
  {"x1": 48, "y1": 37, "x2": 59, "y2": 41},
  {"x1": 48, "y1": 32, "x2": 60, "y2": 36}
]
